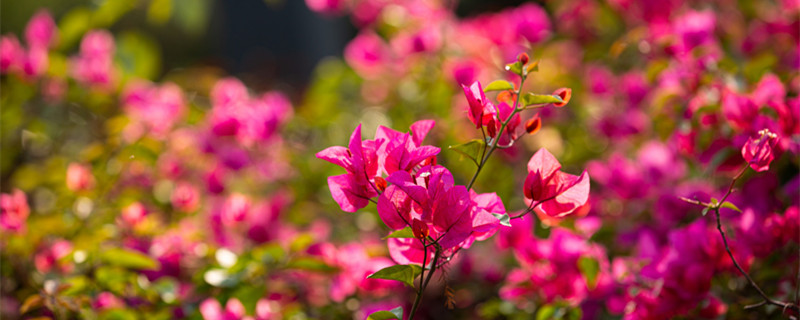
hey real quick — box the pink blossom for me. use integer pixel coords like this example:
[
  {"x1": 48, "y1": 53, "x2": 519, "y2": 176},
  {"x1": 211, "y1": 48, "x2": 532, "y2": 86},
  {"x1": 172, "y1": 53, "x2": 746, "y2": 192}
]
[
  {"x1": 120, "y1": 202, "x2": 147, "y2": 227},
  {"x1": 673, "y1": 10, "x2": 715, "y2": 50},
  {"x1": 71, "y1": 30, "x2": 116, "y2": 88},
  {"x1": 66, "y1": 163, "x2": 95, "y2": 192},
  {"x1": 523, "y1": 148, "x2": 590, "y2": 217},
  {"x1": 221, "y1": 193, "x2": 250, "y2": 226},
  {"x1": 122, "y1": 80, "x2": 186, "y2": 138},
  {"x1": 721, "y1": 90, "x2": 758, "y2": 131},
  {"x1": 344, "y1": 31, "x2": 391, "y2": 79},
  {"x1": 211, "y1": 77, "x2": 249, "y2": 109},
  {"x1": 317, "y1": 124, "x2": 381, "y2": 212},
  {"x1": 0, "y1": 189, "x2": 29, "y2": 232},
  {"x1": 200, "y1": 298, "x2": 246, "y2": 320},
  {"x1": 21, "y1": 46, "x2": 48, "y2": 78},
  {"x1": 24, "y1": 10, "x2": 57, "y2": 49},
  {"x1": 461, "y1": 81, "x2": 489, "y2": 129},
  {"x1": 741, "y1": 129, "x2": 778, "y2": 172},
  {"x1": 34, "y1": 240, "x2": 73, "y2": 274},
  {"x1": 0, "y1": 35, "x2": 23, "y2": 73},
  {"x1": 171, "y1": 182, "x2": 200, "y2": 212},
  {"x1": 93, "y1": 292, "x2": 124, "y2": 310},
  {"x1": 511, "y1": 3, "x2": 552, "y2": 44},
  {"x1": 305, "y1": 0, "x2": 346, "y2": 15}
]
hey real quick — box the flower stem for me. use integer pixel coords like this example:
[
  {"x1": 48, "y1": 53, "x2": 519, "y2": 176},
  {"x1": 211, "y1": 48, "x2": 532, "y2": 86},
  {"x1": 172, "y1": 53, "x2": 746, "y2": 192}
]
[
  {"x1": 466, "y1": 74, "x2": 527, "y2": 191},
  {"x1": 408, "y1": 246, "x2": 441, "y2": 320}
]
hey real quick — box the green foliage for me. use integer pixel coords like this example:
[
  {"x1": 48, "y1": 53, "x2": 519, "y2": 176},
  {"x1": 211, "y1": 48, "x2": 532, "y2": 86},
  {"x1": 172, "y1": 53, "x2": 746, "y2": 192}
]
[{"x1": 367, "y1": 264, "x2": 423, "y2": 288}]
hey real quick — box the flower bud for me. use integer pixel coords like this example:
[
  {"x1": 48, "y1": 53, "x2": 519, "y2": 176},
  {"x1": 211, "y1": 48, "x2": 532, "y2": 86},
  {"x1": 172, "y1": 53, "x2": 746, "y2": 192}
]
[
  {"x1": 412, "y1": 218, "x2": 429, "y2": 239},
  {"x1": 374, "y1": 176, "x2": 387, "y2": 192},
  {"x1": 552, "y1": 88, "x2": 572, "y2": 107},
  {"x1": 517, "y1": 52, "x2": 530, "y2": 65},
  {"x1": 525, "y1": 114, "x2": 542, "y2": 135}
]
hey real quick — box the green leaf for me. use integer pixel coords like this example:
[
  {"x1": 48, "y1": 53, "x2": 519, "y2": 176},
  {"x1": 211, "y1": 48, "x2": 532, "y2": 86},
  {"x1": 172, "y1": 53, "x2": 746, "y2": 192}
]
[
  {"x1": 493, "y1": 213, "x2": 511, "y2": 227},
  {"x1": 710, "y1": 197, "x2": 719, "y2": 206},
  {"x1": 383, "y1": 226, "x2": 414, "y2": 239},
  {"x1": 577, "y1": 257, "x2": 599, "y2": 289},
  {"x1": 521, "y1": 93, "x2": 563, "y2": 108},
  {"x1": 483, "y1": 80, "x2": 514, "y2": 92},
  {"x1": 116, "y1": 31, "x2": 162, "y2": 81},
  {"x1": 505, "y1": 61, "x2": 524, "y2": 76},
  {"x1": 536, "y1": 305, "x2": 556, "y2": 320},
  {"x1": 286, "y1": 257, "x2": 338, "y2": 273},
  {"x1": 367, "y1": 265, "x2": 422, "y2": 288},
  {"x1": 526, "y1": 60, "x2": 540, "y2": 73},
  {"x1": 367, "y1": 306, "x2": 403, "y2": 320},
  {"x1": 720, "y1": 201, "x2": 742, "y2": 213},
  {"x1": 57, "y1": 7, "x2": 92, "y2": 50},
  {"x1": 701, "y1": 207, "x2": 710, "y2": 216},
  {"x1": 102, "y1": 248, "x2": 160, "y2": 270},
  {"x1": 449, "y1": 139, "x2": 486, "y2": 166}
]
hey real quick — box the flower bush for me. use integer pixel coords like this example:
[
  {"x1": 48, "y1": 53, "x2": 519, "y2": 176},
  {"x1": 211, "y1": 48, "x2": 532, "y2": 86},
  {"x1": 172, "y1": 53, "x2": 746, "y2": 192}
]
[{"x1": 1, "y1": 0, "x2": 798, "y2": 319}]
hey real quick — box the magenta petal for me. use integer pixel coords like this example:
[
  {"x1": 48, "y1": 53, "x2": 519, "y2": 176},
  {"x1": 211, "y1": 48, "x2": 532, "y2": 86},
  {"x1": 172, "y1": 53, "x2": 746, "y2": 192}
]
[
  {"x1": 327, "y1": 174, "x2": 369, "y2": 212},
  {"x1": 225, "y1": 298, "x2": 246, "y2": 318},
  {"x1": 316, "y1": 146, "x2": 351, "y2": 169},
  {"x1": 377, "y1": 185, "x2": 412, "y2": 230},
  {"x1": 387, "y1": 171, "x2": 429, "y2": 206},
  {"x1": 387, "y1": 238, "x2": 432, "y2": 265},
  {"x1": 527, "y1": 148, "x2": 562, "y2": 176},
  {"x1": 410, "y1": 120, "x2": 435, "y2": 146},
  {"x1": 200, "y1": 299, "x2": 223, "y2": 320}
]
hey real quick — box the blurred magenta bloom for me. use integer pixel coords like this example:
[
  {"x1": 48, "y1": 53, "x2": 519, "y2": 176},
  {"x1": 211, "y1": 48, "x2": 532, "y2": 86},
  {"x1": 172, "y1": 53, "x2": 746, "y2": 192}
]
[
  {"x1": 0, "y1": 189, "x2": 29, "y2": 232},
  {"x1": 71, "y1": 30, "x2": 116, "y2": 88},
  {"x1": 24, "y1": 10, "x2": 57, "y2": 49},
  {"x1": 66, "y1": 163, "x2": 95, "y2": 192}
]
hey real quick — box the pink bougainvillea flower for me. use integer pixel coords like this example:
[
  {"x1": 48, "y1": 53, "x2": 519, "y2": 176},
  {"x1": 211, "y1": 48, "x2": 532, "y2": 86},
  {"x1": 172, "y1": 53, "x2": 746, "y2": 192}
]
[
  {"x1": 122, "y1": 80, "x2": 186, "y2": 139},
  {"x1": 375, "y1": 121, "x2": 440, "y2": 175},
  {"x1": 742, "y1": 129, "x2": 778, "y2": 172},
  {"x1": 21, "y1": 45, "x2": 48, "y2": 78},
  {"x1": 317, "y1": 124, "x2": 380, "y2": 212},
  {"x1": 71, "y1": 30, "x2": 116, "y2": 88},
  {"x1": 24, "y1": 10, "x2": 57, "y2": 49},
  {"x1": 221, "y1": 193, "x2": 250, "y2": 226},
  {"x1": 66, "y1": 163, "x2": 95, "y2": 192},
  {"x1": 673, "y1": 10, "x2": 715, "y2": 50},
  {"x1": 200, "y1": 298, "x2": 246, "y2": 320},
  {"x1": 211, "y1": 77, "x2": 249, "y2": 109},
  {"x1": 552, "y1": 88, "x2": 572, "y2": 107},
  {"x1": 721, "y1": 89, "x2": 758, "y2": 131},
  {"x1": 0, "y1": 189, "x2": 29, "y2": 232},
  {"x1": 34, "y1": 239, "x2": 73, "y2": 274},
  {"x1": 120, "y1": 202, "x2": 147, "y2": 227},
  {"x1": 171, "y1": 182, "x2": 200, "y2": 212},
  {"x1": 461, "y1": 81, "x2": 488, "y2": 129},
  {"x1": 344, "y1": 31, "x2": 391, "y2": 79},
  {"x1": 93, "y1": 292, "x2": 124, "y2": 310},
  {"x1": 523, "y1": 148, "x2": 590, "y2": 217},
  {"x1": 0, "y1": 35, "x2": 23, "y2": 73},
  {"x1": 379, "y1": 165, "x2": 497, "y2": 259}
]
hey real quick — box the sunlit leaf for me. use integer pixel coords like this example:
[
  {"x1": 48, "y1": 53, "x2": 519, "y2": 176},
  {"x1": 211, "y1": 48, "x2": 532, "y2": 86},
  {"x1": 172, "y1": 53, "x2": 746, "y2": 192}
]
[
  {"x1": 493, "y1": 213, "x2": 511, "y2": 227},
  {"x1": 367, "y1": 265, "x2": 422, "y2": 288},
  {"x1": 720, "y1": 201, "x2": 742, "y2": 213},
  {"x1": 520, "y1": 93, "x2": 563, "y2": 108},
  {"x1": 483, "y1": 80, "x2": 514, "y2": 92},
  {"x1": 382, "y1": 226, "x2": 414, "y2": 239},
  {"x1": 102, "y1": 248, "x2": 160, "y2": 270},
  {"x1": 577, "y1": 257, "x2": 599, "y2": 289},
  {"x1": 449, "y1": 139, "x2": 486, "y2": 166}
]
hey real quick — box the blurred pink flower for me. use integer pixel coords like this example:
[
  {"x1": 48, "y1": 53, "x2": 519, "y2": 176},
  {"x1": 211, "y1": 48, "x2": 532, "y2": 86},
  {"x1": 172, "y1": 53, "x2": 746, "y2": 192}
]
[
  {"x1": 71, "y1": 30, "x2": 116, "y2": 88},
  {"x1": 0, "y1": 189, "x2": 29, "y2": 232},
  {"x1": 24, "y1": 10, "x2": 57, "y2": 49},
  {"x1": 200, "y1": 298, "x2": 246, "y2": 320},
  {"x1": 66, "y1": 163, "x2": 95, "y2": 192},
  {"x1": 0, "y1": 35, "x2": 23, "y2": 73},
  {"x1": 171, "y1": 182, "x2": 200, "y2": 212}
]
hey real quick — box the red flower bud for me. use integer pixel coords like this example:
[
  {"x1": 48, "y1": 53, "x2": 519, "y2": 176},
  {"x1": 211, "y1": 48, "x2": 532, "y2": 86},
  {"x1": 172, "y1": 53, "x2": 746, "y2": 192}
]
[
  {"x1": 525, "y1": 114, "x2": 542, "y2": 135},
  {"x1": 412, "y1": 218, "x2": 429, "y2": 239},
  {"x1": 552, "y1": 88, "x2": 572, "y2": 107},
  {"x1": 374, "y1": 176, "x2": 387, "y2": 192},
  {"x1": 517, "y1": 52, "x2": 530, "y2": 65}
]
